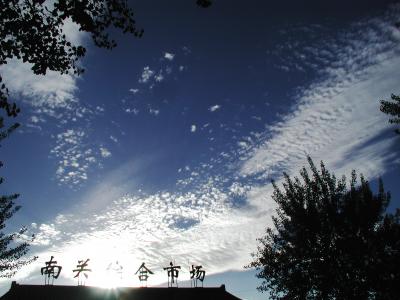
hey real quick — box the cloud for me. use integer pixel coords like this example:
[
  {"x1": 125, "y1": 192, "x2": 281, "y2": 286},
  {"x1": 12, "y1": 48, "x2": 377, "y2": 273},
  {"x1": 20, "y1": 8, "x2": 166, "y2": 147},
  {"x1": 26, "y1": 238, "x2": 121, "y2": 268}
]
[
  {"x1": 191, "y1": 125, "x2": 197, "y2": 132},
  {"x1": 50, "y1": 129, "x2": 114, "y2": 187},
  {"x1": 209, "y1": 104, "x2": 221, "y2": 112},
  {"x1": 1, "y1": 59, "x2": 78, "y2": 116},
  {"x1": 19, "y1": 169, "x2": 267, "y2": 287},
  {"x1": 100, "y1": 147, "x2": 112, "y2": 158},
  {"x1": 164, "y1": 52, "x2": 175, "y2": 61},
  {"x1": 135, "y1": 50, "x2": 185, "y2": 90},
  {"x1": 149, "y1": 108, "x2": 160, "y2": 116},
  {"x1": 0, "y1": 16, "x2": 114, "y2": 188},
  {"x1": 10, "y1": 5, "x2": 400, "y2": 289},
  {"x1": 139, "y1": 66, "x2": 155, "y2": 83},
  {"x1": 125, "y1": 108, "x2": 139, "y2": 115},
  {"x1": 241, "y1": 9, "x2": 400, "y2": 180},
  {"x1": 0, "y1": 17, "x2": 87, "y2": 118},
  {"x1": 129, "y1": 88, "x2": 139, "y2": 94},
  {"x1": 154, "y1": 70, "x2": 164, "y2": 82},
  {"x1": 50, "y1": 129, "x2": 93, "y2": 186}
]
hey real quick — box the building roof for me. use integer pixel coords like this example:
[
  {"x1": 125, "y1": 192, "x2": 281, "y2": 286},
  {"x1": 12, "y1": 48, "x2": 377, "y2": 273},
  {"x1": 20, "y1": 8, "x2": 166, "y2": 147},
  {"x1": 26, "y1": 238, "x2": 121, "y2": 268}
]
[{"x1": 1, "y1": 282, "x2": 242, "y2": 300}]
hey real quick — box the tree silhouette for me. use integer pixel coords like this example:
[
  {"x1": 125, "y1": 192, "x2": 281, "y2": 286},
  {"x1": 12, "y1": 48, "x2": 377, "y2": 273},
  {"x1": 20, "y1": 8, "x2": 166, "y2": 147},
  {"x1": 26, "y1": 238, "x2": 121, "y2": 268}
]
[
  {"x1": 247, "y1": 157, "x2": 400, "y2": 299},
  {"x1": 0, "y1": 0, "x2": 211, "y2": 119},
  {"x1": 0, "y1": 105, "x2": 36, "y2": 277},
  {"x1": 380, "y1": 94, "x2": 400, "y2": 135}
]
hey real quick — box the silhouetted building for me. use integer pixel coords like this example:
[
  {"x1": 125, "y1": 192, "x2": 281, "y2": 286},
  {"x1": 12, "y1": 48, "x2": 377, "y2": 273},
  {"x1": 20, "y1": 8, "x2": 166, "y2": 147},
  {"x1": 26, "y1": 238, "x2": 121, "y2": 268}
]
[{"x1": 1, "y1": 281, "x2": 241, "y2": 300}]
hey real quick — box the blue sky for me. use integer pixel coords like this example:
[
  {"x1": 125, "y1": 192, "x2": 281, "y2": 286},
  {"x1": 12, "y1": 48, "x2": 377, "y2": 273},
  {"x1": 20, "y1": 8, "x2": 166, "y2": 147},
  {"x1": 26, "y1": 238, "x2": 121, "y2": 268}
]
[{"x1": 1, "y1": 1, "x2": 400, "y2": 299}]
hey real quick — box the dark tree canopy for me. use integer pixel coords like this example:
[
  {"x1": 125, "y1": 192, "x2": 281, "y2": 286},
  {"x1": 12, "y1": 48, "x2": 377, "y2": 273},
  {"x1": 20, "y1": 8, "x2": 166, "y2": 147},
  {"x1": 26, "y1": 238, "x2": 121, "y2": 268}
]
[
  {"x1": 380, "y1": 94, "x2": 400, "y2": 134},
  {"x1": 247, "y1": 157, "x2": 400, "y2": 300},
  {"x1": 197, "y1": 0, "x2": 213, "y2": 8},
  {"x1": 0, "y1": 0, "x2": 211, "y2": 121},
  {"x1": 1, "y1": 0, "x2": 144, "y2": 77}
]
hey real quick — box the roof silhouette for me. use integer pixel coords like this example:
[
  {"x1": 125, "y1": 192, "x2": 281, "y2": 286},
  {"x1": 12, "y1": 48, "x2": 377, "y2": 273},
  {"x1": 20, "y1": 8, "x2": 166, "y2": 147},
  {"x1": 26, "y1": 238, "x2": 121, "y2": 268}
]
[{"x1": 1, "y1": 282, "x2": 242, "y2": 300}]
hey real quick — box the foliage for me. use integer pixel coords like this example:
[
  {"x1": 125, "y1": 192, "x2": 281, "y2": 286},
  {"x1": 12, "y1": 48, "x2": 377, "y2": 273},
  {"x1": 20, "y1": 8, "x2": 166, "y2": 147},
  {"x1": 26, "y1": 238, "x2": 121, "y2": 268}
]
[
  {"x1": 247, "y1": 157, "x2": 400, "y2": 299},
  {"x1": 380, "y1": 94, "x2": 400, "y2": 134},
  {"x1": 1, "y1": 0, "x2": 144, "y2": 76},
  {"x1": 0, "y1": 112, "x2": 36, "y2": 278},
  {"x1": 197, "y1": 0, "x2": 213, "y2": 8},
  {"x1": 0, "y1": 62, "x2": 36, "y2": 277},
  {"x1": 1, "y1": 0, "x2": 144, "y2": 133},
  {"x1": 0, "y1": 0, "x2": 211, "y2": 118}
]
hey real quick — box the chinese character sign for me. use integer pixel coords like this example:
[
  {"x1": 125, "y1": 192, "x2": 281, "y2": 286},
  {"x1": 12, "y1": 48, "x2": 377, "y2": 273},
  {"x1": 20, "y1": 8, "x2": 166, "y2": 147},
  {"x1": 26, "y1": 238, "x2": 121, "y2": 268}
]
[
  {"x1": 73, "y1": 258, "x2": 92, "y2": 286},
  {"x1": 190, "y1": 265, "x2": 206, "y2": 287},
  {"x1": 135, "y1": 262, "x2": 154, "y2": 286},
  {"x1": 163, "y1": 262, "x2": 181, "y2": 287},
  {"x1": 41, "y1": 256, "x2": 62, "y2": 285}
]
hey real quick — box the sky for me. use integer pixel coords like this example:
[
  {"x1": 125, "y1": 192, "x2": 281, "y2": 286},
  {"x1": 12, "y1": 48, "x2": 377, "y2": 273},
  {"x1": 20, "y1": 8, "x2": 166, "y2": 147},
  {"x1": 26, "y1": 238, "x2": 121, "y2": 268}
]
[{"x1": 1, "y1": 0, "x2": 400, "y2": 299}]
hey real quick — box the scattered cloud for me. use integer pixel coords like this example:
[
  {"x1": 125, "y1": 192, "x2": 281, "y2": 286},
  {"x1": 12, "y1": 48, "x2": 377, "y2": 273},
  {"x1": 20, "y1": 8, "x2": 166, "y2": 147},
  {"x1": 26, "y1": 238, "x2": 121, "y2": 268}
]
[
  {"x1": 125, "y1": 108, "x2": 139, "y2": 115},
  {"x1": 50, "y1": 129, "x2": 114, "y2": 187},
  {"x1": 1, "y1": 59, "x2": 78, "y2": 116},
  {"x1": 164, "y1": 52, "x2": 175, "y2": 61},
  {"x1": 100, "y1": 147, "x2": 112, "y2": 158},
  {"x1": 50, "y1": 129, "x2": 93, "y2": 186},
  {"x1": 96, "y1": 106, "x2": 105, "y2": 113},
  {"x1": 149, "y1": 108, "x2": 160, "y2": 116},
  {"x1": 129, "y1": 88, "x2": 139, "y2": 94},
  {"x1": 9, "y1": 5, "x2": 400, "y2": 289},
  {"x1": 154, "y1": 70, "x2": 164, "y2": 82},
  {"x1": 191, "y1": 125, "x2": 197, "y2": 132},
  {"x1": 209, "y1": 104, "x2": 221, "y2": 112},
  {"x1": 139, "y1": 66, "x2": 155, "y2": 83},
  {"x1": 241, "y1": 7, "x2": 400, "y2": 181}
]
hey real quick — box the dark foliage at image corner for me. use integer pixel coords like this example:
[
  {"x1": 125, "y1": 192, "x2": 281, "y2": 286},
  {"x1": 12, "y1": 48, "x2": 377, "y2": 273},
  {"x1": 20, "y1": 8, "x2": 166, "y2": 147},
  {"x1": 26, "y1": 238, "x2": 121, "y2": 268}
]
[
  {"x1": 380, "y1": 94, "x2": 400, "y2": 134},
  {"x1": 247, "y1": 157, "x2": 400, "y2": 299}
]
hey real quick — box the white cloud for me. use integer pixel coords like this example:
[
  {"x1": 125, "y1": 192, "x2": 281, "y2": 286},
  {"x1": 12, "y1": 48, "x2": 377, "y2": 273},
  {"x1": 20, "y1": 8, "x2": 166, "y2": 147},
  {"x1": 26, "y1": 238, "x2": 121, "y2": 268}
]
[
  {"x1": 30, "y1": 116, "x2": 39, "y2": 123},
  {"x1": 50, "y1": 129, "x2": 91, "y2": 186},
  {"x1": 96, "y1": 106, "x2": 105, "y2": 113},
  {"x1": 139, "y1": 66, "x2": 154, "y2": 83},
  {"x1": 50, "y1": 129, "x2": 113, "y2": 187},
  {"x1": 0, "y1": 16, "x2": 87, "y2": 117},
  {"x1": 10, "y1": 6, "x2": 400, "y2": 289},
  {"x1": 20, "y1": 170, "x2": 265, "y2": 287},
  {"x1": 237, "y1": 141, "x2": 249, "y2": 149},
  {"x1": 149, "y1": 108, "x2": 160, "y2": 116},
  {"x1": 1, "y1": 59, "x2": 78, "y2": 115},
  {"x1": 209, "y1": 104, "x2": 221, "y2": 112},
  {"x1": 125, "y1": 108, "x2": 139, "y2": 115},
  {"x1": 191, "y1": 125, "x2": 197, "y2": 132},
  {"x1": 154, "y1": 70, "x2": 164, "y2": 82},
  {"x1": 129, "y1": 88, "x2": 139, "y2": 94},
  {"x1": 164, "y1": 52, "x2": 175, "y2": 61},
  {"x1": 241, "y1": 12, "x2": 400, "y2": 181},
  {"x1": 100, "y1": 147, "x2": 112, "y2": 158}
]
